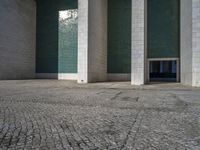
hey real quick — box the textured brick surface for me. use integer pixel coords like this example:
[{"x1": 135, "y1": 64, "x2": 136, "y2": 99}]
[
  {"x1": 181, "y1": 0, "x2": 193, "y2": 85},
  {"x1": 181, "y1": 0, "x2": 200, "y2": 87},
  {"x1": 131, "y1": 0, "x2": 145, "y2": 85},
  {"x1": 0, "y1": 80, "x2": 200, "y2": 149},
  {"x1": 107, "y1": 0, "x2": 131, "y2": 74},
  {"x1": 78, "y1": 0, "x2": 107, "y2": 83},
  {"x1": 58, "y1": 10, "x2": 78, "y2": 73},
  {"x1": 78, "y1": 0, "x2": 89, "y2": 83},
  {"x1": 36, "y1": 0, "x2": 77, "y2": 74},
  {"x1": 192, "y1": 0, "x2": 200, "y2": 86},
  {"x1": 147, "y1": 0, "x2": 180, "y2": 58},
  {"x1": 88, "y1": 0, "x2": 107, "y2": 82},
  {"x1": 0, "y1": 0, "x2": 36, "y2": 79}
]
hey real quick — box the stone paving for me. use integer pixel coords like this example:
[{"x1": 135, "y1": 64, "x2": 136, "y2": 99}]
[{"x1": 0, "y1": 80, "x2": 200, "y2": 150}]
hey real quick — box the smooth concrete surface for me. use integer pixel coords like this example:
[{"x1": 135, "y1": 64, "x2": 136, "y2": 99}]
[{"x1": 0, "y1": 0, "x2": 36, "y2": 80}]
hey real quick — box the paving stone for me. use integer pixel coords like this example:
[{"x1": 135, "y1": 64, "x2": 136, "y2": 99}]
[{"x1": 0, "y1": 80, "x2": 200, "y2": 149}]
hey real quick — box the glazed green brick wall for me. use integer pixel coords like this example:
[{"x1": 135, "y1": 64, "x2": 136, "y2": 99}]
[
  {"x1": 59, "y1": 10, "x2": 78, "y2": 73},
  {"x1": 107, "y1": 0, "x2": 131, "y2": 74},
  {"x1": 36, "y1": 0, "x2": 77, "y2": 73},
  {"x1": 147, "y1": 0, "x2": 180, "y2": 58}
]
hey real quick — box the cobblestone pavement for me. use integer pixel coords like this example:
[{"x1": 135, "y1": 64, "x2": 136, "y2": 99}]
[{"x1": 0, "y1": 80, "x2": 200, "y2": 150}]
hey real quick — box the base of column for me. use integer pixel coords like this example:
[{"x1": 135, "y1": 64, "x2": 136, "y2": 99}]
[{"x1": 36, "y1": 73, "x2": 77, "y2": 80}]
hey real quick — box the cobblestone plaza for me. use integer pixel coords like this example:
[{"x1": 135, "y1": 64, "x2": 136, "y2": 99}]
[{"x1": 0, "y1": 80, "x2": 200, "y2": 149}]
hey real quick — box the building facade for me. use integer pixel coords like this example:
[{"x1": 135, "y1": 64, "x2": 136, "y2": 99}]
[{"x1": 0, "y1": 0, "x2": 200, "y2": 87}]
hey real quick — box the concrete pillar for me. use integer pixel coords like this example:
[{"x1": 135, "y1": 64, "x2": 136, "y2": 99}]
[
  {"x1": 181, "y1": 0, "x2": 200, "y2": 87},
  {"x1": 192, "y1": 0, "x2": 200, "y2": 86},
  {"x1": 0, "y1": 0, "x2": 36, "y2": 79},
  {"x1": 131, "y1": 0, "x2": 146, "y2": 85},
  {"x1": 78, "y1": 0, "x2": 107, "y2": 83}
]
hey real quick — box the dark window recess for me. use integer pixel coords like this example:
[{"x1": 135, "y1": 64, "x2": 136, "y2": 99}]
[{"x1": 149, "y1": 60, "x2": 177, "y2": 82}]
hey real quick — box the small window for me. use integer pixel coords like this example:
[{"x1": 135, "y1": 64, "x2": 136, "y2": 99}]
[{"x1": 149, "y1": 60, "x2": 177, "y2": 82}]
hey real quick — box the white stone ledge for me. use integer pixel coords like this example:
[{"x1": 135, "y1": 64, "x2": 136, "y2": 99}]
[{"x1": 36, "y1": 73, "x2": 77, "y2": 80}]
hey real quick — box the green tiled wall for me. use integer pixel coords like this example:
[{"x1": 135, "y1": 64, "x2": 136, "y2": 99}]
[
  {"x1": 37, "y1": 0, "x2": 179, "y2": 74},
  {"x1": 36, "y1": 0, "x2": 78, "y2": 73},
  {"x1": 147, "y1": 0, "x2": 180, "y2": 58},
  {"x1": 107, "y1": 0, "x2": 132, "y2": 74},
  {"x1": 58, "y1": 10, "x2": 78, "y2": 73}
]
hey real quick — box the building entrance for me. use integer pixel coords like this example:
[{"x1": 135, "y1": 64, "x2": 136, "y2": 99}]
[
  {"x1": 148, "y1": 59, "x2": 179, "y2": 82},
  {"x1": 147, "y1": 0, "x2": 180, "y2": 83}
]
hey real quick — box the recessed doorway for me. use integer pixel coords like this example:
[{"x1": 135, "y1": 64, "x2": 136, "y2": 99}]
[{"x1": 148, "y1": 59, "x2": 180, "y2": 82}]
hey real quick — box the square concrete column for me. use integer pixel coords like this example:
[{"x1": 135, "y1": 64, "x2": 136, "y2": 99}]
[
  {"x1": 192, "y1": 0, "x2": 200, "y2": 86},
  {"x1": 181, "y1": 0, "x2": 200, "y2": 87},
  {"x1": 78, "y1": 0, "x2": 107, "y2": 83},
  {"x1": 131, "y1": 0, "x2": 146, "y2": 85}
]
